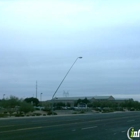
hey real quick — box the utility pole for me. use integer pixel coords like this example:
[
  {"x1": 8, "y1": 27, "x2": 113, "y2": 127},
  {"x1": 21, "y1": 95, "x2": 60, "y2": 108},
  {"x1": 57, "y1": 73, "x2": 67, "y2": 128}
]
[
  {"x1": 36, "y1": 81, "x2": 38, "y2": 99},
  {"x1": 40, "y1": 93, "x2": 43, "y2": 106},
  {"x1": 3, "y1": 94, "x2": 5, "y2": 99}
]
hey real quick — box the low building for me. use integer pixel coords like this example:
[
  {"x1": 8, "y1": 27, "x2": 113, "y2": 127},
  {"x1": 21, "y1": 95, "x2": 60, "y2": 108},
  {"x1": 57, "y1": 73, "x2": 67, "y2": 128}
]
[
  {"x1": 76, "y1": 103, "x2": 87, "y2": 110},
  {"x1": 114, "y1": 98, "x2": 133, "y2": 103},
  {"x1": 49, "y1": 96, "x2": 115, "y2": 107}
]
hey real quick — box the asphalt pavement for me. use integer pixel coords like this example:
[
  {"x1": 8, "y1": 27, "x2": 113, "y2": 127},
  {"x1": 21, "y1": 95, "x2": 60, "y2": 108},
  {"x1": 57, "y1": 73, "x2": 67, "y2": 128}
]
[{"x1": 0, "y1": 112, "x2": 140, "y2": 140}]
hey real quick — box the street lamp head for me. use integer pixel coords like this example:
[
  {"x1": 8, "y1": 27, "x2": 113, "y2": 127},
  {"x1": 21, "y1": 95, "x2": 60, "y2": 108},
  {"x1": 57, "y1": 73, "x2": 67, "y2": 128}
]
[{"x1": 78, "y1": 57, "x2": 82, "y2": 59}]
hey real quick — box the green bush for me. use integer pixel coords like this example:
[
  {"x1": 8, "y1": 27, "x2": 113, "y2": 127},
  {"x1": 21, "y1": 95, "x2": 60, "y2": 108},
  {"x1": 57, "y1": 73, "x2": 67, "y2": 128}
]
[
  {"x1": 19, "y1": 102, "x2": 34, "y2": 114},
  {"x1": 0, "y1": 113, "x2": 8, "y2": 118},
  {"x1": 47, "y1": 111, "x2": 52, "y2": 115},
  {"x1": 130, "y1": 108, "x2": 135, "y2": 111},
  {"x1": 72, "y1": 112, "x2": 77, "y2": 114},
  {"x1": 47, "y1": 111, "x2": 57, "y2": 115},
  {"x1": 79, "y1": 111, "x2": 85, "y2": 114},
  {"x1": 34, "y1": 113, "x2": 41, "y2": 116},
  {"x1": 3, "y1": 111, "x2": 8, "y2": 114},
  {"x1": 15, "y1": 114, "x2": 24, "y2": 117},
  {"x1": 35, "y1": 108, "x2": 40, "y2": 110}
]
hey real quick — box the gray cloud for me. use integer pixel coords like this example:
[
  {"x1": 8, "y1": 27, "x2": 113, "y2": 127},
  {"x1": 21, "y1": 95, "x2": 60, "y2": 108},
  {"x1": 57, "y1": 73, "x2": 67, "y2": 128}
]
[{"x1": 0, "y1": 0, "x2": 140, "y2": 101}]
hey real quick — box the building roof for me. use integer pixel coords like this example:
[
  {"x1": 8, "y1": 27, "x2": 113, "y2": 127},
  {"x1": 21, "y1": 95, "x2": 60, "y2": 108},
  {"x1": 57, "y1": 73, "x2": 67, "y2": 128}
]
[
  {"x1": 52, "y1": 97, "x2": 90, "y2": 101},
  {"x1": 93, "y1": 96, "x2": 114, "y2": 100},
  {"x1": 52, "y1": 96, "x2": 114, "y2": 101}
]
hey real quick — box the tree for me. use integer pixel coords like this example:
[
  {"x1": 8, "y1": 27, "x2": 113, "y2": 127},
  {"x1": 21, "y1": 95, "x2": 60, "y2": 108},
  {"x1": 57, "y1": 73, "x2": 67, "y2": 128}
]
[
  {"x1": 24, "y1": 97, "x2": 39, "y2": 106},
  {"x1": 83, "y1": 98, "x2": 90, "y2": 104},
  {"x1": 55, "y1": 102, "x2": 65, "y2": 109},
  {"x1": 75, "y1": 98, "x2": 90, "y2": 106},
  {"x1": 1, "y1": 96, "x2": 20, "y2": 108},
  {"x1": 0, "y1": 96, "x2": 21, "y2": 116},
  {"x1": 19, "y1": 102, "x2": 34, "y2": 114}
]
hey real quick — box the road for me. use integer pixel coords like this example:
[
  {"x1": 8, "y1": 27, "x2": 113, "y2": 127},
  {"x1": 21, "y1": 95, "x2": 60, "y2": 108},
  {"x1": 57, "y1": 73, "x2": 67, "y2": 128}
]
[{"x1": 0, "y1": 112, "x2": 140, "y2": 140}]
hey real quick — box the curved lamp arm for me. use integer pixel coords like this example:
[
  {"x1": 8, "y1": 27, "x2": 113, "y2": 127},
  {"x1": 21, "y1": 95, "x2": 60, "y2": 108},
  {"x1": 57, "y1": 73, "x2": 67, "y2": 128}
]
[{"x1": 52, "y1": 57, "x2": 82, "y2": 99}]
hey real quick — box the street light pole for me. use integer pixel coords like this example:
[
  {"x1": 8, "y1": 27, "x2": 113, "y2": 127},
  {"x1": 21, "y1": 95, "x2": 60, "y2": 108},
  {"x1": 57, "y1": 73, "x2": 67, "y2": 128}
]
[
  {"x1": 3, "y1": 94, "x2": 5, "y2": 99},
  {"x1": 40, "y1": 93, "x2": 43, "y2": 106},
  {"x1": 51, "y1": 57, "x2": 82, "y2": 114}
]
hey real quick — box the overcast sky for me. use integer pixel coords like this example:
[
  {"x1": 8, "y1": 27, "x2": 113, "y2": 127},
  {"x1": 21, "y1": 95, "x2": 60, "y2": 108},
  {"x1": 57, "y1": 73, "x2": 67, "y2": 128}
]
[{"x1": 0, "y1": 0, "x2": 140, "y2": 101}]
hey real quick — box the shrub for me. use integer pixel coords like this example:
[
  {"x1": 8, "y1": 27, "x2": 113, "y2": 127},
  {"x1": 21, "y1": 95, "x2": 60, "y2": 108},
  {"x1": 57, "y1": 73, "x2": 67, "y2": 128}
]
[
  {"x1": 47, "y1": 111, "x2": 52, "y2": 115},
  {"x1": 47, "y1": 111, "x2": 57, "y2": 115},
  {"x1": 35, "y1": 108, "x2": 40, "y2": 110},
  {"x1": 19, "y1": 102, "x2": 34, "y2": 114},
  {"x1": 0, "y1": 113, "x2": 7, "y2": 118},
  {"x1": 79, "y1": 110, "x2": 85, "y2": 114},
  {"x1": 72, "y1": 112, "x2": 77, "y2": 114},
  {"x1": 53, "y1": 112, "x2": 57, "y2": 115},
  {"x1": 15, "y1": 114, "x2": 24, "y2": 117},
  {"x1": 3, "y1": 111, "x2": 8, "y2": 114},
  {"x1": 34, "y1": 113, "x2": 41, "y2": 116}
]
